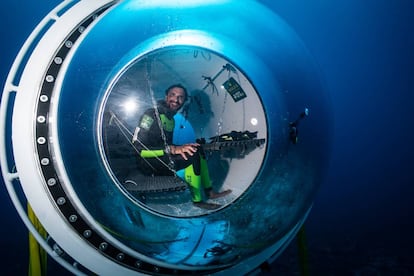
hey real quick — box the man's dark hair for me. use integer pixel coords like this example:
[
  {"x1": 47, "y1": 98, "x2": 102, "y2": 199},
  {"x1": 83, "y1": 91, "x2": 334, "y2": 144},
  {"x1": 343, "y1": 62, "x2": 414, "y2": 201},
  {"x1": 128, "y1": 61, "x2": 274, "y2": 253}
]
[{"x1": 165, "y1": 84, "x2": 188, "y2": 101}]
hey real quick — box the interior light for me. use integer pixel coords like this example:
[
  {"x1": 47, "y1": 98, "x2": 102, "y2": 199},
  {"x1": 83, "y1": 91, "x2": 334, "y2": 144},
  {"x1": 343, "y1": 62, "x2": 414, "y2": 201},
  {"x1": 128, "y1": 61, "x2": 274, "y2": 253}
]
[{"x1": 122, "y1": 98, "x2": 137, "y2": 114}]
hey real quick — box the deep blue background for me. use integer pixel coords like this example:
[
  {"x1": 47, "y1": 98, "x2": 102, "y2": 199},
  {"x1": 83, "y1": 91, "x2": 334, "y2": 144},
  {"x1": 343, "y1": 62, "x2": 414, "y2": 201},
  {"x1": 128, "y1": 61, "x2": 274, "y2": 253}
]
[{"x1": 1, "y1": 0, "x2": 413, "y2": 275}]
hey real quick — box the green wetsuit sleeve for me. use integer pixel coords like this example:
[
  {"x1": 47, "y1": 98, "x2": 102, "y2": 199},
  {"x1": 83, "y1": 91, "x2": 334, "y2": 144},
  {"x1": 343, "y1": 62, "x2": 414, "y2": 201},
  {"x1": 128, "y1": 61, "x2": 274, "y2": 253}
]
[{"x1": 140, "y1": 149, "x2": 165, "y2": 158}]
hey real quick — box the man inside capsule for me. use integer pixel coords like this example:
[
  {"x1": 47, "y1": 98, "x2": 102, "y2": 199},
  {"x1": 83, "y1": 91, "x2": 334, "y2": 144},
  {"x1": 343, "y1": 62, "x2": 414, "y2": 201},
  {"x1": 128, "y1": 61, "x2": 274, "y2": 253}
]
[{"x1": 132, "y1": 84, "x2": 231, "y2": 210}]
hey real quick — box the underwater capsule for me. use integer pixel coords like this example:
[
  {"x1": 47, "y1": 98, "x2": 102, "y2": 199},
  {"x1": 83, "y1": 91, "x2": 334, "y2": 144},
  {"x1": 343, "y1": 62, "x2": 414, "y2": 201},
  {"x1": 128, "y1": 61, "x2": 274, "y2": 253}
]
[{"x1": 0, "y1": 0, "x2": 331, "y2": 275}]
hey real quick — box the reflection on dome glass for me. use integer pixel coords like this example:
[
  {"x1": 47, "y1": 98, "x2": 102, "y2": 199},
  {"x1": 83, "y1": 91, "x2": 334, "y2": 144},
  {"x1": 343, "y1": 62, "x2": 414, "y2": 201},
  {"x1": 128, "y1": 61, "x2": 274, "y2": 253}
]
[{"x1": 100, "y1": 46, "x2": 267, "y2": 217}]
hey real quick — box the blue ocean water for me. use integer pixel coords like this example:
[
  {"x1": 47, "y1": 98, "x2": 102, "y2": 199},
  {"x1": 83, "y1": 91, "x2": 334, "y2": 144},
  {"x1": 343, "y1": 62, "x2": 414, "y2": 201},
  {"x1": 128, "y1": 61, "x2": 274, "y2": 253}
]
[{"x1": 1, "y1": 0, "x2": 413, "y2": 275}]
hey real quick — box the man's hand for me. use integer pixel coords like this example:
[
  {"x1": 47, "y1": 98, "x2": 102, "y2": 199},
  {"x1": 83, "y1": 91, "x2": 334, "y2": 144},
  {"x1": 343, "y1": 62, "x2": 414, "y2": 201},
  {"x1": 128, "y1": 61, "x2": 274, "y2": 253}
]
[{"x1": 170, "y1": 143, "x2": 200, "y2": 160}]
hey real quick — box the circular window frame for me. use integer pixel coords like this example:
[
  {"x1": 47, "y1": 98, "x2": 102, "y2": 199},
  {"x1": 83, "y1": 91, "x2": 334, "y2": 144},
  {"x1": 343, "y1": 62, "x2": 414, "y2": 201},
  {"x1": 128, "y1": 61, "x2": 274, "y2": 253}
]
[{"x1": 97, "y1": 44, "x2": 268, "y2": 218}]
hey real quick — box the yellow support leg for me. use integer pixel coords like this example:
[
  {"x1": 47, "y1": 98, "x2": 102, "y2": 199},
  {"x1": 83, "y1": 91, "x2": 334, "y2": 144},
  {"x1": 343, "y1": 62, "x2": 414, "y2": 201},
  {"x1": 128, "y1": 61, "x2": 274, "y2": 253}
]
[{"x1": 28, "y1": 204, "x2": 48, "y2": 276}]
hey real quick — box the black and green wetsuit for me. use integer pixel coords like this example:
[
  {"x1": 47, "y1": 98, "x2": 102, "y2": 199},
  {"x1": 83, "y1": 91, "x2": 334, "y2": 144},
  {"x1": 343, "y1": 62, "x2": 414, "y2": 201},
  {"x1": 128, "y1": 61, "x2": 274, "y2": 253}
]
[{"x1": 133, "y1": 100, "x2": 212, "y2": 203}]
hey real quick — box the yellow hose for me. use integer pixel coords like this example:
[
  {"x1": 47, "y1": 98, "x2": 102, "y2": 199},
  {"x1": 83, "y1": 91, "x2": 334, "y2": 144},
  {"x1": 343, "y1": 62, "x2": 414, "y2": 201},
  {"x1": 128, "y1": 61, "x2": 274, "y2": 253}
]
[{"x1": 28, "y1": 204, "x2": 48, "y2": 276}]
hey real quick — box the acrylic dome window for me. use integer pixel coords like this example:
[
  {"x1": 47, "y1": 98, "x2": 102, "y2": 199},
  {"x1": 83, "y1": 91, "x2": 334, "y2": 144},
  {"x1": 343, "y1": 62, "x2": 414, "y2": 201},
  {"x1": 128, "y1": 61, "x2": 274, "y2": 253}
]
[{"x1": 99, "y1": 46, "x2": 267, "y2": 217}]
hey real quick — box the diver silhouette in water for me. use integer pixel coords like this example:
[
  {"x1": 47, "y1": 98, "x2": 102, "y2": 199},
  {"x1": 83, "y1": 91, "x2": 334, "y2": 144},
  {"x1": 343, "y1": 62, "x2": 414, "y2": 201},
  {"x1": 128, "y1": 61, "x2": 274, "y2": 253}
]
[{"x1": 132, "y1": 84, "x2": 231, "y2": 210}]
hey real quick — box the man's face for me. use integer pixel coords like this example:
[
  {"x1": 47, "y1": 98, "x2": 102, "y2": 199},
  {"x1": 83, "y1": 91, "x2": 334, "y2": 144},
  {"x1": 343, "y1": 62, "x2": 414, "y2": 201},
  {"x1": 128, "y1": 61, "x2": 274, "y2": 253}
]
[{"x1": 165, "y1": 87, "x2": 186, "y2": 111}]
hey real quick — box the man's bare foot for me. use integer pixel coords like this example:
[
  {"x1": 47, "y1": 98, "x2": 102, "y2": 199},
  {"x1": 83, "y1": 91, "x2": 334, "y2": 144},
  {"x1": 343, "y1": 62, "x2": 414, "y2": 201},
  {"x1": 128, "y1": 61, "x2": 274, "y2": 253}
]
[{"x1": 208, "y1": 189, "x2": 232, "y2": 199}]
